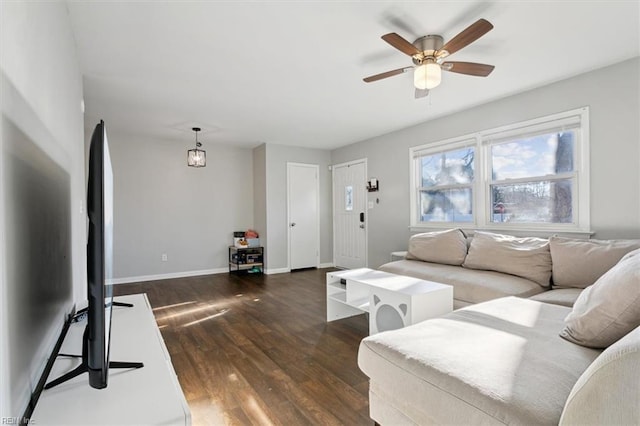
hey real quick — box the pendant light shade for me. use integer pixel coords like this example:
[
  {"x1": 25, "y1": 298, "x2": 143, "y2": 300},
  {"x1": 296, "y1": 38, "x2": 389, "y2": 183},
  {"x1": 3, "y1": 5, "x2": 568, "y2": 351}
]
[{"x1": 187, "y1": 127, "x2": 206, "y2": 167}]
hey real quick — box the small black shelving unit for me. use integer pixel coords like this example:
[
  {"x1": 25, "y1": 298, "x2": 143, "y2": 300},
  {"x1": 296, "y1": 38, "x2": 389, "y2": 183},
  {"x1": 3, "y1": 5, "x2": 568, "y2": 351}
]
[{"x1": 228, "y1": 246, "x2": 264, "y2": 274}]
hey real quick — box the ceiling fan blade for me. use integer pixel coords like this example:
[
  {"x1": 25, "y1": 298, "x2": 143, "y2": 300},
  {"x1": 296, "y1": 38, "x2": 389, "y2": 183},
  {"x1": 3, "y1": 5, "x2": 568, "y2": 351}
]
[
  {"x1": 363, "y1": 67, "x2": 411, "y2": 83},
  {"x1": 415, "y1": 88, "x2": 429, "y2": 99},
  {"x1": 381, "y1": 33, "x2": 421, "y2": 56},
  {"x1": 440, "y1": 19, "x2": 493, "y2": 56},
  {"x1": 442, "y1": 61, "x2": 495, "y2": 77}
]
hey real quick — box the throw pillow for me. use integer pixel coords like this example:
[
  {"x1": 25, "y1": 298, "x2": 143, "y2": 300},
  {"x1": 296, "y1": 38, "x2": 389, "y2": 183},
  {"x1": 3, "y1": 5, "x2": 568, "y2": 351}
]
[
  {"x1": 462, "y1": 231, "x2": 552, "y2": 287},
  {"x1": 560, "y1": 248, "x2": 640, "y2": 348},
  {"x1": 550, "y1": 236, "x2": 640, "y2": 289},
  {"x1": 405, "y1": 228, "x2": 468, "y2": 266}
]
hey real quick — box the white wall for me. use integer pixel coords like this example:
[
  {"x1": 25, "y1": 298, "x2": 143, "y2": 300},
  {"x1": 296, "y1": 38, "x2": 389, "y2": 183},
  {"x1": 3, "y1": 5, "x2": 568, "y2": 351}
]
[
  {"x1": 262, "y1": 144, "x2": 333, "y2": 272},
  {"x1": 253, "y1": 143, "x2": 267, "y2": 249},
  {"x1": 111, "y1": 139, "x2": 333, "y2": 278},
  {"x1": 108, "y1": 132, "x2": 254, "y2": 281},
  {"x1": 332, "y1": 58, "x2": 640, "y2": 268},
  {"x1": 0, "y1": 1, "x2": 84, "y2": 419}
]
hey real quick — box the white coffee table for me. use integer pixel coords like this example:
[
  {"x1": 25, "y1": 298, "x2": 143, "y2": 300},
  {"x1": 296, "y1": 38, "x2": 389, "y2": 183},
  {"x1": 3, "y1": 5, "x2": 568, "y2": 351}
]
[{"x1": 326, "y1": 268, "x2": 453, "y2": 335}]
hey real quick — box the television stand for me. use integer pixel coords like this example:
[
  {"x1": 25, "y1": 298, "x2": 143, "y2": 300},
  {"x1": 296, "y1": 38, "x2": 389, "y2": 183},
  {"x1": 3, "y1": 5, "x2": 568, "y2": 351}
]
[
  {"x1": 44, "y1": 326, "x2": 143, "y2": 390},
  {"x1": 43, "y1": 360, "x2": 144, "y2": 389},
  {"x1": 71, "y1": 301, "x2": 134, "y2": 322},
  {"x1": 33, "y1": 294, "x2": 190, "y2": 425}
]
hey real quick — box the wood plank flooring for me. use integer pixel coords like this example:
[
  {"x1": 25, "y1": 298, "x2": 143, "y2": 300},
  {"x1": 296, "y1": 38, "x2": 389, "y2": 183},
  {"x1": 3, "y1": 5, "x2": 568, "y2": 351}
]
[{"x1": 113, "y1": 268, "x2": 371, "y2": 425}]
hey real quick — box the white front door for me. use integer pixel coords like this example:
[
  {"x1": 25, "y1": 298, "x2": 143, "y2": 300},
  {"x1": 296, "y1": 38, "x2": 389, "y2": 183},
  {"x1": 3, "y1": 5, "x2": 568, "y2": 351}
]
[
  {"x1": 287, "y1": 163, "x2": 319, "y2": 270},
  {"x1": 333, "y1": 159, "x2": 367, "y2": 269}
]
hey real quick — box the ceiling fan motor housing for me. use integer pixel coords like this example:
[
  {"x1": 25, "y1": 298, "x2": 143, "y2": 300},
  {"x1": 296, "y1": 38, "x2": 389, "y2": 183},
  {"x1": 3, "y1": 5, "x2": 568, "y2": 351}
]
[{"x1": 412, "y1": 35, "x2": 444, "y2": 64}]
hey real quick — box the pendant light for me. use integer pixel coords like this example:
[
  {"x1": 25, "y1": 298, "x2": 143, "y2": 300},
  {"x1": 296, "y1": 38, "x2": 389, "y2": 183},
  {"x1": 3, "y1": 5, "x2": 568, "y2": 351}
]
[{"x1": 187, "y1": 127, "x2": 206, "y2": 167}]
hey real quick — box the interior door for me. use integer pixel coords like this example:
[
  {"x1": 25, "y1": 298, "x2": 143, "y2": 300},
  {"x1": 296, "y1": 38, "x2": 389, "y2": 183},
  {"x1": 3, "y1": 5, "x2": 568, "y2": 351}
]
[
  {"x1": 287, "y1": 163, "x2": 319, "y2": 270},
  {"x1": 333, "y1": 159, "x2": 367, "y2": 269}
]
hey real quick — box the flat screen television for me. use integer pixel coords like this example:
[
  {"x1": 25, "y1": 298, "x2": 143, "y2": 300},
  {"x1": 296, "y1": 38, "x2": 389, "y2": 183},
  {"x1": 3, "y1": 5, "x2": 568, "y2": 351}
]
[
  {"x1": 44, "y1": 120, "x2": 142, "y2": 390},
  {"x1": 86, "y1": 119, "x2": 114, "y2": 388}
]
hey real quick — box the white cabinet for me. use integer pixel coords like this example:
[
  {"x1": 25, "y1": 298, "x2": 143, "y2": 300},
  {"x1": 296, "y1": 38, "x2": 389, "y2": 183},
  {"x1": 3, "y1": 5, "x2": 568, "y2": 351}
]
[{"x1": 32, "y1": 294, "x2": 190, "y2": 425}]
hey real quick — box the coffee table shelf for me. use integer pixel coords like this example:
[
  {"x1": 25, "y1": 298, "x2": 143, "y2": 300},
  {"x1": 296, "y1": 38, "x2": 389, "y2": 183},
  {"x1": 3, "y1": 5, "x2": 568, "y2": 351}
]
[
  {"x1": 329, "y1": 291, "x2": 347, "y2": 304},
  {"x1": 350, "y1": 297, "x2": 371, "y2": 311}
]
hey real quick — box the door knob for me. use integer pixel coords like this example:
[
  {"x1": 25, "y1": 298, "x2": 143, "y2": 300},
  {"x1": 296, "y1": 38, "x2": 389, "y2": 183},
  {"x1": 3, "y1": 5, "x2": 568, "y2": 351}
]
[{"x1": 290, "y1": 222, "x2": 296, "y2": 227}]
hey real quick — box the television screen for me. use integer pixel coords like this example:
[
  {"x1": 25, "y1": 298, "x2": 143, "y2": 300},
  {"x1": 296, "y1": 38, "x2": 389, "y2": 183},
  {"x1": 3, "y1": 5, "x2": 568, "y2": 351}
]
[{"x1": 86, "y1": 119, "x2": 113, "y2": 388}]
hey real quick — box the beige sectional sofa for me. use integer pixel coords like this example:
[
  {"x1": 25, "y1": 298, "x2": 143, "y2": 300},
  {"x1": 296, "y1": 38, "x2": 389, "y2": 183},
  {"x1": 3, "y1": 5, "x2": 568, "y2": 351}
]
[
  {"x1": 359, "y1": 229, "x2": 640, "y2": 425},
  {"x1": 379, "y1": 229, "x2": 640, "y2": 309}
]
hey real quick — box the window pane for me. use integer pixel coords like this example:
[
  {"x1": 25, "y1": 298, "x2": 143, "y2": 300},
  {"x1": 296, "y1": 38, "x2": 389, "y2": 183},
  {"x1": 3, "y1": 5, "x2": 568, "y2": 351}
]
[
  {"x1": 491, "y1": 131, "x2": 574, "y2": 180},
  {"x1": 420, "y1": 147, "x2": 474, "y2": 187},
  {"x1": 345, "y1": 185, "x2": 353, "y2": 211},
  {"x1": 420, "y1": 188, "x2": 473, "y2": 223},
  {"x1": 491, "y1": 179, "x2": 573, "y2": 223}
]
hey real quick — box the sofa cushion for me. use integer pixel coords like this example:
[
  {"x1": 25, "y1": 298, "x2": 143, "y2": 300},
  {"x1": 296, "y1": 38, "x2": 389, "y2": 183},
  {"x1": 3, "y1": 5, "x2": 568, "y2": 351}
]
[
  {"x1": 405, "y1": 228, "x2": 468, "y2": 266},
  {"x1": 462, "y1": 231, "x2": 552, "y2": 287},
  {"x1": 529, "y1": 288, "x2": 583, "y2": 308},
  {"x1": 559, "y1": 325, "x2": 640, "y2": 425},
  {"x1": 358, "y1": 297, "x2": 601, "y2": 425},
  {"x1": 560, "y1": 248, "x2": 640, "y2": 348},
  {"x1": 550, "y1": 236, "x2": 640, "y2": 289},
  {"x1": 379, "y1": 259, "x2": 544, "y2": 308}
]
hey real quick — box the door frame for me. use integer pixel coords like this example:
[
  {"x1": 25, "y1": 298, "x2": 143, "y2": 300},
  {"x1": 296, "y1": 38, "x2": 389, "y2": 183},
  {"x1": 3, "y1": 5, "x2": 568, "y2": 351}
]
[
  {"x1": 331, "y1": 158, "x2": 368, "y2": 268},
  {"x1": 286, "y1": 162, "x2": 320, "y2": 271}
]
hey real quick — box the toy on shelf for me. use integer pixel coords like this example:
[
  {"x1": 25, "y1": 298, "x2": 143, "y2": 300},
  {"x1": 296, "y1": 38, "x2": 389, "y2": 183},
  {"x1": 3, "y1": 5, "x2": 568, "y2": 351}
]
[
  {"x1": 233, "y1": 229, "x2": 260, "y2": 248},
  {"x1": 234, "y1": 238, "x2": 249, "y2": 248}
]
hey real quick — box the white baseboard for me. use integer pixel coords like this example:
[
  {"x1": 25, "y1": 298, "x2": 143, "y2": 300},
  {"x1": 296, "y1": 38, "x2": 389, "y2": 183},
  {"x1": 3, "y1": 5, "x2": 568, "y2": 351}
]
[
  {"x1": 265, "y1": 264, "x2": 333, "y2": 274},
  {"x1": 109, "y1": 267, "x2": 229, "y2": 285},
  {"x1": 264, "y1": 267, "x2": 290, "y2": 275},
  {"x1": 112, "y1": 263, "x2": 336, "y2": 283}
]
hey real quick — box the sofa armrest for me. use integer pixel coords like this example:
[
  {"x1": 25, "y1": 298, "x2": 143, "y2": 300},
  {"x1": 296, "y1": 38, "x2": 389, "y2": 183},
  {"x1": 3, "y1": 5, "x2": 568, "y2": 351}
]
[{"x1": 559, "y1": 325, "x2": 640, "y2": 425}]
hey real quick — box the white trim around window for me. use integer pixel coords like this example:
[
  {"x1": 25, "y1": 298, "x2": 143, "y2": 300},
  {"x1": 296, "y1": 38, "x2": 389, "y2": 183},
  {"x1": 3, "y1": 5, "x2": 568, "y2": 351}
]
[{"x1": 409, "y1": 107, "x2": 590, "y2": 235}]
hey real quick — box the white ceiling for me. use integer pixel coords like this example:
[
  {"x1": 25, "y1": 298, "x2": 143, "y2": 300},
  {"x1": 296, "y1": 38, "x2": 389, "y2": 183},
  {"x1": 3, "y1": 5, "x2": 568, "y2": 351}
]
[{"x1": 66, "y1": 1, "x2": 640, "y2": 150}]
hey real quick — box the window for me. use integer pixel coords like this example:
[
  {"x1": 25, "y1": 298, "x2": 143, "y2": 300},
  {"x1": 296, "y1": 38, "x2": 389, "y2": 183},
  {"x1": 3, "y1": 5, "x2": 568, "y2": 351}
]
[
  {"x1": 489, "y1": 131, "x2": 575, "y2": 225},
  {"x1": 412, "y1": 141, "x2": 476, "y2": 224},
  {"x1": 410, "y1": 108, "x2": 590, "y2": 233}
]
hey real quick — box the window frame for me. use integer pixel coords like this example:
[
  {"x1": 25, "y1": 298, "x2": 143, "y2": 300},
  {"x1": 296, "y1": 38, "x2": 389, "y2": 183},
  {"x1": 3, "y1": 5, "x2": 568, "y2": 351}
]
[
  {"x1": 410, "y1": 136, "x2": 478, "y2": 227},
  {"x1": 409, "y1": 107, "x2": 590, "y2": 235}
]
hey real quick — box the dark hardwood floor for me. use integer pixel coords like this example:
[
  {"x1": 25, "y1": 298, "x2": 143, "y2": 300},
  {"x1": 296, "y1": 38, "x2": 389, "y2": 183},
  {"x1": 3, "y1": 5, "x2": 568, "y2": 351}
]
[{"x1": 113, "y1": 268, "x2": 371, "y2": 425}]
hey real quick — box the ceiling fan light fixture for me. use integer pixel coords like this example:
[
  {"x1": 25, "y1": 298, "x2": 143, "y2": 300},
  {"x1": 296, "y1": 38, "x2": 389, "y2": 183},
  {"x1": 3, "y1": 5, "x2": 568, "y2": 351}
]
[{"x1": 414, "y1": 60, "x2": 441, "y2": 90}]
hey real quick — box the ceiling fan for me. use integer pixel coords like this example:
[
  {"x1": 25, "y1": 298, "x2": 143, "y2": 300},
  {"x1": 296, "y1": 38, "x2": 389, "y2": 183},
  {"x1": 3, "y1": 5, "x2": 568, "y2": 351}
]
[{"x1": 363, "y1": 18, "x2": 495, "y2": 98}]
